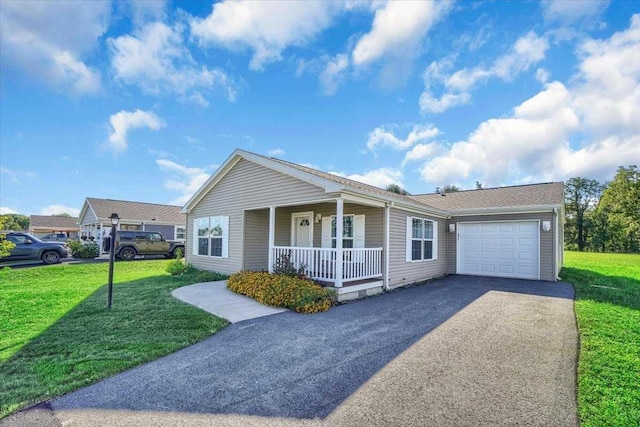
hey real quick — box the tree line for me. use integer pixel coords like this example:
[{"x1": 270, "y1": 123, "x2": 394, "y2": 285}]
[{"x1": 565, "y1": 165, "x2": 639, "y2": 253}]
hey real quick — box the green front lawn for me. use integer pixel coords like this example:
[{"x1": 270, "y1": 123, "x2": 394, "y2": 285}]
[
  {"x1": 561, "y1": 252, "x2": 640, "y2": 427},
  {"x1": 0, "y1": 260, "x2": 228, "y2": 418}
]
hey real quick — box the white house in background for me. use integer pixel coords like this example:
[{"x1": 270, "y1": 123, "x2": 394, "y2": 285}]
[
  {"x1": 181, "y1": 149, "x2": 564, "y2": 301},
  {"x1": 77, "y1": 198, "x2": 186, "y2": 253}
]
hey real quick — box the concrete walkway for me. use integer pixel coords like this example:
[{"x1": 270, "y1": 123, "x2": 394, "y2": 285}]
[{"x1": 171, "y1": 281, "x2": 287, "y2": 323}]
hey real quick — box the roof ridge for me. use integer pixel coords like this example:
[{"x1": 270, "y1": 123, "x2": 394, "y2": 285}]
[
  {"x1": 87, "y1": 197, "x2": 183, "y2": 208},
  {"x1": 411, "y1": 181, "x2": 563, "y2": 196}
]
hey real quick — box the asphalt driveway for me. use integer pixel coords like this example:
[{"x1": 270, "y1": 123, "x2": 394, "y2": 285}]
[{"x1": 2, "y1": 276, "x2": 578, "y2": 426}]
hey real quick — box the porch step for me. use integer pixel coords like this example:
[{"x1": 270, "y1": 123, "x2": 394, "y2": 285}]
[{"x1": 328, "y1": 279, "x2": 384, "y2": 302}]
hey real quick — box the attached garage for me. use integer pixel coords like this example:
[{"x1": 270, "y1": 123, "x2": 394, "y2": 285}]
[{"x1": 457, "y1": 221, "x2": 539, "y2": 280}]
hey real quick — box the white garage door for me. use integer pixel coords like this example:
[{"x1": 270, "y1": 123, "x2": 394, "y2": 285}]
[{"x1": 457, "y1": 221, "x2": 539, "y2": 280}]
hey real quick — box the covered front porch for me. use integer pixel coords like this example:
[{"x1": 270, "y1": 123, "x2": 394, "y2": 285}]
[{"x1": 243, "y1": 197, "x2": 386, "y2": 294}]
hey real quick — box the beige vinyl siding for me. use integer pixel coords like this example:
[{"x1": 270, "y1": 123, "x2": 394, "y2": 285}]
[
  {"x1": 186, "y1": 158, "x2": 328, "y2": 274},
  {"x1": 447, "y1": 212, "x2": 556, "y2": 281},
  {"x1": 283, "y1": 202, "x2": 383, "y2": 248},
  {"x1": 243, "y1": 209, "x2": 269, "y2": 270},
  {"x1": 79, "y1": 205, "x2": 97, "y2": 225},
  {"x1": 388, "y1": 207, "x2": 447, "y2": 288}
]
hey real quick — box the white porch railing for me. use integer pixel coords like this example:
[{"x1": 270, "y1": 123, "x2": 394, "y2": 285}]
[{"x1": 271, "y1": 246, "x2": 383, "y2": 286}]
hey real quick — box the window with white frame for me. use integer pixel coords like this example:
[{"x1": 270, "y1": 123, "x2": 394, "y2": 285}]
[
  {"x1": 175, "y1": 226, "x2": 186, "y2": 241},
  {"x1": 331, "y1": 215, "x2": 354, "y2": 248},
  {"x1": 194, "y1": 216, "x2": 228, "y2": 258},
  {"x1": 407, "y1": 217, "x2": 437, "y2": 261}
]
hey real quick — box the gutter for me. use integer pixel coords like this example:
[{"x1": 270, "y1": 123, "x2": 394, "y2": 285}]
[
  {"x1": 384, "y1": 203, "x2": 391, "y2": 291},
  {"x1": 450, "y1": 204, "x2": 561, "y2": 216},
  {"x1": 554, "y1": 207, "x2": 561, "y2": 281}
]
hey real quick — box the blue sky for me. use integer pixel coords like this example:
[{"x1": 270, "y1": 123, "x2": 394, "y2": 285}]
[{"x1": 1, "y1": 0, "x2": 639, "y2": 217}]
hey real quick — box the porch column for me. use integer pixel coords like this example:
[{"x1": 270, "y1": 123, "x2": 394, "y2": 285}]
[
  {"x1": 268, "y1": 206, "x2": 276, "y2": 273},
  {"x1": 98, "y1": 222, "x2": 104, "y2": 254},
  {"x1": 335, "y1": 198, "x2": 343, "y2": 288}
]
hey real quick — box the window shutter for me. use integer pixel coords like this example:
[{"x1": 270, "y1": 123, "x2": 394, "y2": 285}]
[
  {"x1": 406, "y1": 217, "x2": 412, "y2": 262},
  {"x1": 433, "y1": 220, "x2": 438, "y2": 260},
  {"x1": 354, "y1": 215, "x2": 365, "y2": 248},
  {"x1": 192, "y1": 218, "x2": 198, "y2": 255},
  {"x1": 321, "y1": 217, "x2": 332, "y2": 248},
  {"x1": 221, "y1": 216, "x2": 229, "y2": 258}
]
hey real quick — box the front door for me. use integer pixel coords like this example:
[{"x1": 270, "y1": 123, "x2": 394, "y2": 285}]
[{"x1": 292, "y1": 214, "x2": 312, "y2": 247}]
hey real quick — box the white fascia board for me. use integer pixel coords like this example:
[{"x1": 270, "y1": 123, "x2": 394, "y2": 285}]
[
  {"x1": 78, "y1": 199, "x2": 99, "y2": 225},
  {"x1": 450, "y1": 204, "x2": 562, "y2": 216},
  {"x1": 384, "y1": 200, "x2": 451, "y2": 219},
  {"x1": 76, "y1": 201, "x2": 88, "y2": 225},
  {"x1": 182, "y1": 153, "x2": 242, "y2": 213},
  {"x1": 339, "y1": 189, "x2": 451, "y2": 218}
]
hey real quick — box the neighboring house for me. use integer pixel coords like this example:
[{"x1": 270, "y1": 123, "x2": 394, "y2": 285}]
[
  {"x1": 77, "y1": 198, "x2": 186, "y2": 253},
  {"x1": 29, "y1": 215, "x2": 80, "y2": 238},
  {"x1": 182, "y1": 149, "x2": 564, "y2": 301}
]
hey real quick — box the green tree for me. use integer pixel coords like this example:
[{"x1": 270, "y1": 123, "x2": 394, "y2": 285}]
[
  {"x1": 385, "y1": 184, "x2": 410, "y2": 195},
  {"x1": 0, "y1": 216, "x2": 16, "y2": 257},
  {"x1": 435, "y1": 184, "x2": 460, "y2": 193},
  {"x1": 595, "y1": 165, "x2": 640, "y2": 253},
  {"x1": 564, "y1": 177, "x2": 603, "y2": 251},
  {"x1": 0, "y1": 214, "x2": 29, "y2": 231},
  {"x1": 52, "y1": 213, "x2": 72, "y2": 217}
]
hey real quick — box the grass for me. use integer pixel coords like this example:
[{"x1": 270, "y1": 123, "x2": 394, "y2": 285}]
[
  {"x1": 0, "y1": 260, "x2": 228, "y2": 418},
  {"x1": 560, "y1": 252, "x2": 640, "y2": 427}
]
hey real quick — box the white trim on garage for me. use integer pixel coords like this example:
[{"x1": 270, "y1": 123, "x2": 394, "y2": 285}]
[{"x1": 456, "y1": 220, "x2": 540, "y2": 280}]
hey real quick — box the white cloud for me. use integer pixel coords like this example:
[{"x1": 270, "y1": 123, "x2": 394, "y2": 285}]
[
  {"x1": 106, "y1": 110, "x2": 165, "y2": 152},
  {"x1": 319, "y1": 54, "x2": 350, "y2": 96},
  {"x1": 191, "y1": 1, "x2": 342, "y2": 71},
  {"x1": 573, "y1": 14, "x2": 640, "y2": 137},
  {"x1": 351, "y1": 0, "x2": 450, "y2": 66},
  {"x1": 0, "y1": 167, "x2": 36, "y2": 184},
  {"x1": 0, "y1": 207, "x2": 18, "y2": 215},
  {"x1": 109, "y1": 22, "x2": 236, "y2": 104},
  {"x1": 367, "y1": 124, "x2": 440, "y2": 152},
  {"x1": 417, "y1": 14, "x2": 640, "y2": 186},
  {"x1": 156, "y1": 159, "x2": 212, "y2": 206},
  {"x1": 267, "y1": 148, "x2": 286, "y2": 157},
  {"x1": 421, "y1": 32, "x2": 549, "y2": 113},
  {"x1": 126, "y1": 0, "x2": 167, "y2": 27},
  {"x1": 0, "y1": 0, "x2": 108, "y2": 95},
  {"x1": 402, "y1": 143, "x2": 442, "y2": 165},
  {"x1": 542, "y1": 0, "x2": 610, "y2": 24},
  {"x1": 419, "y1": 92, "x2": 471, "y2": 114},
  {"x1": 330, "y1": 168, "x2": 404, "y2": 189},
  {"x1": 40, "y1": 205, "x2": 81, "y2": 216}
]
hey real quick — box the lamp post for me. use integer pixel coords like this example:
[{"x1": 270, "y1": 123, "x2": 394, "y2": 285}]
[{"x1": 107, "y1": 213, "x2": 119, "y2": 309}]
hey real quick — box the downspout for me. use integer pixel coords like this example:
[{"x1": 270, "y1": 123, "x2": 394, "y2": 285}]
[
  {"x1": 554, "y1": 207, "x2": 560, "y2": 280},
  {"x1": 384, "y1": 202, "x2": 391, "y2": 290}
]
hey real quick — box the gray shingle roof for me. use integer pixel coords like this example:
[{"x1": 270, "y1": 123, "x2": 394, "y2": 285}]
[
  {"x1": 29, "y1": 215, "x2": 79, "y2": 229},
  {"x1": 86, "y1": 198, "x2": 186, "y2": 224},
  {"x1": 409, "y1": 182, "x2": 564, "y2": 212}
]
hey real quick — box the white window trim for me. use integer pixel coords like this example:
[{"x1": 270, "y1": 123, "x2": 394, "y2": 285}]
[
  {"x1": 192, "y1": 216, "x2": 229, "y2": 258},
  {"x1": 331, "y1": 214, "x2": 355, "y2": 248},
  {"x1": 406, "y1": 216, "x2": 438, "y2": 263},
  {"x1": 289, "y1": 211, "x2": 314, "y2": 247},
  {"x1": 174, "y1": 225, "x2": 186, "y2": 241}
]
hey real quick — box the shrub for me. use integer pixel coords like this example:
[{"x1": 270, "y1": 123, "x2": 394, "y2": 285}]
[
  {"x1": 165, "y1": 260, "x2": 228, "y2": 282},
  {"x1": 68, "y1": 241, "x2": 99, "y2": 259},
  {"x1": 227, "y1": 271, "x2": 332, "y2": 313},
  {"x1": 166, "y1": 258, "x2": 196, "y2": 276},
  {"x1": 272, "y1": 252, "x2": 306, "y2": 277},
  {"x1": 195, "y1": 270, "x2": 228, "y2": 282}
]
